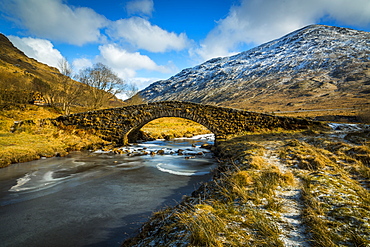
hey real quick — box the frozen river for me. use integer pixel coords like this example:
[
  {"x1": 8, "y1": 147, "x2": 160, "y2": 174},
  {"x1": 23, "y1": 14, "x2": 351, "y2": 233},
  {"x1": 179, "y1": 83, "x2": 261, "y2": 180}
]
[{"x1": 0, "y1": 135, "x2": 216, "y2": 246}]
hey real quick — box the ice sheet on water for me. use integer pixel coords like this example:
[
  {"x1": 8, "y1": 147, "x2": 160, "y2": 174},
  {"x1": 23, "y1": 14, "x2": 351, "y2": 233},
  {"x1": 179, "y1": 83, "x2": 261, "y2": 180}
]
[
  {"x1": 175, "y1": 134, "x2": 215, "y2": 141},
  {"x1": 156, "y1": 162, "x2": 215, "y2": 176},
  {"x1": 9, "y1": 171, "x2": 35, "y2": 192},
  {"x1": 328, "y1": 123, "x2": 364, "y2": 132}
]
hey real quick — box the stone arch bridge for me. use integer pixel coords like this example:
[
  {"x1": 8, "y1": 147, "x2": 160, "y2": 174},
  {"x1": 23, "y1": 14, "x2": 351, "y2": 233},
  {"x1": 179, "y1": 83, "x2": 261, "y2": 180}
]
[{"x1": 53, "y1": 101, "x2": 319, "y2": 145}]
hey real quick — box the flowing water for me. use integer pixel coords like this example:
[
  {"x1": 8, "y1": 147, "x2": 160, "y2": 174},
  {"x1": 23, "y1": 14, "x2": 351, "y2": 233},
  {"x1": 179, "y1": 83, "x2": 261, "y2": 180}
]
[{"x1": 0, "y1": 135, "x2": 216, "y2": 247}]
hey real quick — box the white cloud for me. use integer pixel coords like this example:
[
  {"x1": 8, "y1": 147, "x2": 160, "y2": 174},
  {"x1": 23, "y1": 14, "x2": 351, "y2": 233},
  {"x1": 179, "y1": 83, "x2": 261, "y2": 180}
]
[
  {"x1": 3, "y1": 0, "x2": 108, "y2": 45},
  {"x1": 126, "y1": 0, "x2": 154, "y2": 17},
  {"x1": 97, "y1": 44, "x2": 170, "y2": 79},
  {"x1": 109, "y1": 17, "x2": 190, "y2": 52},
  {"x1": 72, "y1": 58, "x2": 93, "y2": 73},
  {"x1": 8, "y1": 35, "x2": 64, "y2": 68},
  {"x1": 196, "y1": 0, "x2": 370, "y2": 61},
  {"x1": 127, "y1": 77, "x2": 162, "y2": 91},
  {"x1": 323, "y1": 0, "x2": 370, "y2": 26},
  {"x1": 115, "y1": 77, "x2": 162, "y2": 99}
]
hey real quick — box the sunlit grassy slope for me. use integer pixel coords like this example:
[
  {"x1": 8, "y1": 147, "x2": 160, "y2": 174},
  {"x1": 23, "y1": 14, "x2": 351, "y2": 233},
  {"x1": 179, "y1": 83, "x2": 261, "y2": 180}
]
[
  {"x1": 141, "y1": 117, "x2": 211, "y2": 139},
  {"x1": 0, "y1": 105, "x2": 107, "y2": 168}
]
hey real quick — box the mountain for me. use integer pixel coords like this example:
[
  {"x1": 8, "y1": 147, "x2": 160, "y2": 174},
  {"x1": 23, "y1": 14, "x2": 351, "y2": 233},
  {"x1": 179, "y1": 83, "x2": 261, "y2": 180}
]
[{"x1": 139, "y1": 25, "x2": 370, "y2": 113}]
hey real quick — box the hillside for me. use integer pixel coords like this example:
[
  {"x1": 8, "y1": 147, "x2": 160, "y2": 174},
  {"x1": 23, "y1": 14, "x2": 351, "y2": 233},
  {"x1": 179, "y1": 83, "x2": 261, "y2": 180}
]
[
  {"x1": 139, "y1": 25, "x2": 370, "y2": 119},
  {"x1": 0, "y1": 33, "x2": 64, "y2": 104},
  {"x1": 0, "y1": 34, "x2": 61, "y2": 82},
  {"x1": 0, "y1": 34, "x2": 124, "y2": 112}
]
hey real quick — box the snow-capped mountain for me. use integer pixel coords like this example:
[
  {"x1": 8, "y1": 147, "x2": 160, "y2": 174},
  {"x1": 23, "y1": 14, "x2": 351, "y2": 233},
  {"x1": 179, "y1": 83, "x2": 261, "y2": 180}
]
[{"x1": 139, "y1": 25, "x2": 370, "y2": 111}]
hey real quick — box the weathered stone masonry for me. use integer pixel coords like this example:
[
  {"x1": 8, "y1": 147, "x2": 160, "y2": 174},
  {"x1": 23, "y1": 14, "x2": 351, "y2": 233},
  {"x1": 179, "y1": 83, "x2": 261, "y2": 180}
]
[{"x1": 53, "y1": 101, "x2": 321, "y2": 145}]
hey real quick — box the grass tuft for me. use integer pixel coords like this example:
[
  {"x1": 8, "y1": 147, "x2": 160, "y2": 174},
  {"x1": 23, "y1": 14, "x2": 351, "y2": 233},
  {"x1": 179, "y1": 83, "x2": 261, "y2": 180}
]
[{"x1": 176, "y1": 204, "x2": 227, "y2": 247}]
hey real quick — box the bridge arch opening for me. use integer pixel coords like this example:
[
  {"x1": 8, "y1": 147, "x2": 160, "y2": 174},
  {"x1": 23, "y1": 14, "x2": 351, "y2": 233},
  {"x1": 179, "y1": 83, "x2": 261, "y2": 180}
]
[{"x1": 126, "y1": 117, "x2": 213, "y2": 143}]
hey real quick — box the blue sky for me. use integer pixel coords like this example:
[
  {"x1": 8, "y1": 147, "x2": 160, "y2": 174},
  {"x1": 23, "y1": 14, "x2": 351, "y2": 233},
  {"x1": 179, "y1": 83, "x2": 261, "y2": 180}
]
[{"x1": 1, "y1": 0, "x2": 370, "y2": 93}]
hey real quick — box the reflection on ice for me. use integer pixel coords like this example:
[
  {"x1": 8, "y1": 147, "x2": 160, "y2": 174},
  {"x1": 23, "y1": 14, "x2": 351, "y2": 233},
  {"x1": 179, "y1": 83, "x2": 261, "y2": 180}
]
[
  {"x1": 114, "y1": 161, "x2": 145, "y2": 170},
  {"x1": 9, "y1": 172, "x2": 35, "y2": 192},
  {"x1": 156, "y1": 160, "x2": 216, "y2": 176},
  {"x1": 9, "y1": 169, "x2": 71, "y2": 192}
]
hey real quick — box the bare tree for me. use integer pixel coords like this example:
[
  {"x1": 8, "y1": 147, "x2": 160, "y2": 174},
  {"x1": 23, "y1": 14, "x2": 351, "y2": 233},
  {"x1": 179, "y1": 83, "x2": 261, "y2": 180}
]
[
  {"x1": 57, "y1": 58, "x2": 85, "y2": 114},
  {"x1": 78, "y1": 63, "x2": 126, "y2": 109},
  {"x1": 124, "y1": 83, "x2": 145, "y2": 105},
  {"x1": 58, "y1": 58, "x2": 73, "y2": 78}
]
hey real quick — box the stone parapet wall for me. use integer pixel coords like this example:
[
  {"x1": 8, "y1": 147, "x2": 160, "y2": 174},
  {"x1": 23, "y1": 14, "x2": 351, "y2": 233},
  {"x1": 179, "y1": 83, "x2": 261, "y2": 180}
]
[{"x1": 53, "y1": 101, "x2": 323, "y2": 144}]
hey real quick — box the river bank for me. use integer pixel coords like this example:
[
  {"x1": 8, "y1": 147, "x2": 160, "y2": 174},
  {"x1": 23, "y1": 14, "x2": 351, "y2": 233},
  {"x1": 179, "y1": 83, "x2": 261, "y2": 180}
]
[
  {"x1": 122, "y1": 125, "x2": 370, "y2": 246},
  {"x1": 0, "y1": 120, "x2": 108, "y2": 168}
]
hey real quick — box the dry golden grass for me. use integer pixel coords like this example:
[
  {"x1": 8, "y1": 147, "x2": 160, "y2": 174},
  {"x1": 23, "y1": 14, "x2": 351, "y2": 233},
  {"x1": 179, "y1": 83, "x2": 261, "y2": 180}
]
[
  {"x1": 0, "y1": 105, "x2": 61, "y2": 121},
  {"x1": 254, "y1": 166, "x2": 295, "y2": 196},
  {"x1": 301, "y1": 171, "x2": 370, "y2": 246},
  {"x1": 176, "y1": 204, "x2": 228, "y2": 247},
  {"x1": 280, "y1": 139, "x2": 335, "y2": 170},
  {"x1": 0, "y1": 105, "x2": 108, "y2": 168},
  {"x1": 141, "y1": 117, "x2": 211, "y2": 139},
  {"x1": 0, "y1": 120, "x2": 106, "y2": 168},
  {"x1": 176, "y1": 201, "x2": 284, "y2": 247},
  {"x1": 280, "y1": 135, "x2": 370, "y2": 246}
]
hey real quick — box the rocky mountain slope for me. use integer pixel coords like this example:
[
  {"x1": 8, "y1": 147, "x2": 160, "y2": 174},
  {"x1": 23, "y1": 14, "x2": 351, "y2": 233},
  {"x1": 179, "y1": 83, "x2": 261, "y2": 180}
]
[{"x1": 139, "y1": 25, "x2": 370, "y2": 113}]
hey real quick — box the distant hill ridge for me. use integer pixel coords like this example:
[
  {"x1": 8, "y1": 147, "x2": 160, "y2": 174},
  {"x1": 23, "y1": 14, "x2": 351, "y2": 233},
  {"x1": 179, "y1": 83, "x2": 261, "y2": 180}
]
[{"x1": 139, "y1": 25, "x2": 370, "y2": 112}]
